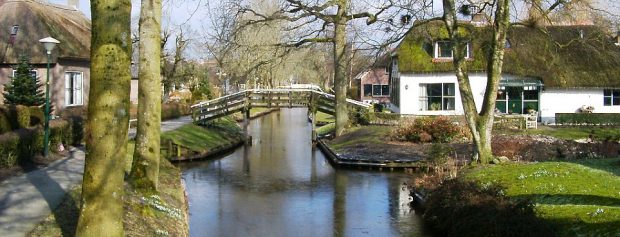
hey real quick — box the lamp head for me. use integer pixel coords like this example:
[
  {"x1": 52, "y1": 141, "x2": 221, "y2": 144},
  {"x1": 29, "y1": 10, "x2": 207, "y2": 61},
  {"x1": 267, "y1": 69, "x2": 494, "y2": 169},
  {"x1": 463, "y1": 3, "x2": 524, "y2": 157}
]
[{"x1": 38, "y1": 37, "x2": 60, "y2": 55}]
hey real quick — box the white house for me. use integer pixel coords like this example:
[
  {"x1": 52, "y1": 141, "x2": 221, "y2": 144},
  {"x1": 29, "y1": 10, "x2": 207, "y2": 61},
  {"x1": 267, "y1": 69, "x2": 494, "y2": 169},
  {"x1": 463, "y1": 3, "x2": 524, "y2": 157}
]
[{"x1": 389, "y1": 20, "x2": 620, "y2": 123}]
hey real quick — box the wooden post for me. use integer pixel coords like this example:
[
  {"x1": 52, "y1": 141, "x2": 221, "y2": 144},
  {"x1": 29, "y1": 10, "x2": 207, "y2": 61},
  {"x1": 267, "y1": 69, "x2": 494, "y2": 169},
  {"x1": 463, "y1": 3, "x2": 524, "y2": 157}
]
[
  {"x1": 310, "y1": 92, "x2": 318, "y2": 145},
  {"x1": 244, "y1": 108, "x2": 251, "y2": 145},
  {"x1": 288, "y1": 91, "x2": 292, "y2": 108}
]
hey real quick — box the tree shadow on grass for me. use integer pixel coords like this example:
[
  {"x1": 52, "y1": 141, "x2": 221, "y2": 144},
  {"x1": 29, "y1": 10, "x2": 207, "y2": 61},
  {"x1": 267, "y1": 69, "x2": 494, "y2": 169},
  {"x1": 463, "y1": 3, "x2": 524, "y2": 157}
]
[
  {"x1": 512, "y1": 194, "x2": 620, "y2": 207},
  {"x1": 545, "y1": 218, "x2": 620, "y2": 236}
]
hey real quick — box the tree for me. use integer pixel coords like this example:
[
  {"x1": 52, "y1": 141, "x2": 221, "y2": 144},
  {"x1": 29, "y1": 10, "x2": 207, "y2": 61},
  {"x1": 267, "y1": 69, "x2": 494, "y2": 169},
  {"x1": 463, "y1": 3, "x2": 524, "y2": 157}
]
[
  {"x1": 76, "y1": 0, "x2": 131, "y2": 235},
  {"x1": 3, "y1": 57, "x2": 44, "y2": 106},
  {"x1": 129, "y1": 0, "x2": 163, "y2": 191},
  {"x1": 237, "y1": 0, "x2": 396, "y2": 136},
  {"x1": 440, "y1": 0, "x2": 601, "y2": 163}
]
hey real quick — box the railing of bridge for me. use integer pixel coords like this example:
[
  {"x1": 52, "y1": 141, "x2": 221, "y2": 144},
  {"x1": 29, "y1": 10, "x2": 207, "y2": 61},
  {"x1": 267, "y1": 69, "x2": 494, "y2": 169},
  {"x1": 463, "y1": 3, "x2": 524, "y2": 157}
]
[{"x1": 190, "y1": 88, "x2": 370, "y2": 124}]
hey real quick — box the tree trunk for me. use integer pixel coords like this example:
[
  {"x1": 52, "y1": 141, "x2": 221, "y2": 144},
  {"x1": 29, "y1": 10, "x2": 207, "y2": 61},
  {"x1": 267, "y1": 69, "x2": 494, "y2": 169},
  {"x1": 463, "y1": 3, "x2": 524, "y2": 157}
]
[
  {"x1": 442, "y1": 0, "x2": 510, "y2": 163},
  {"x1": 76, "y1": 0, "x2": 132, "y2": 236},
  {"x1": 333, "y1": 0, "x2": 349, "y2": 137},
  {"x1": 130, "y1": 0, "x2": 162, "y2": 191}
]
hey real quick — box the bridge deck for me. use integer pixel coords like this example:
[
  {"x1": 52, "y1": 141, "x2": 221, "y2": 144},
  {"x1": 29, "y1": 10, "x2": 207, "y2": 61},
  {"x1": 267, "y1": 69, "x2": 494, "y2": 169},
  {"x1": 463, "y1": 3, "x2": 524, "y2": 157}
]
[{"x1": 191, "y1": 89, "x2": 370, "y2": 124}]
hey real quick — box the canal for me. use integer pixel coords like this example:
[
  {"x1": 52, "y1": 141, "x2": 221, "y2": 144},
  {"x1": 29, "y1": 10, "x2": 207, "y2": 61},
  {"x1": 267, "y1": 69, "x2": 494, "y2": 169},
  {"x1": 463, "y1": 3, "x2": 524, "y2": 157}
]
[{"x1": 179, "y1": 109, "x2": 430, "y2": 237}]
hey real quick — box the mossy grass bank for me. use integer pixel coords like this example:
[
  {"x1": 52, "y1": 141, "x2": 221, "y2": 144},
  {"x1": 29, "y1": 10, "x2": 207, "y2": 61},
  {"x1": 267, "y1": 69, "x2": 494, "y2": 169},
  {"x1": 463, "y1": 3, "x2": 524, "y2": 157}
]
[{"x1": 463, "y1": 158, "x2": 620, "y2": 236}]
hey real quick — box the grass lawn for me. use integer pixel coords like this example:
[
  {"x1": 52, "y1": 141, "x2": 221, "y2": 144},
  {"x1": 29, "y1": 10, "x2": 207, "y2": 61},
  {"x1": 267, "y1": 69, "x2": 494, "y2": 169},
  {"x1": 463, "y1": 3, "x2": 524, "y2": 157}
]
[
  {"x1": 501, "y1": 126, "x2": 620, "y2": 141},
  {"x1": 315, "y1": 112, "x2": 335, "y2": 124},
  {"x1": 160, "y1": 117, "x2": 243, "y2": 154},
  {"x1": 464, "y1": 158, "x2": 620, "y2": 236},
  {"x1": 327, "y1": 126, "x2": 390, "y2": 151}
]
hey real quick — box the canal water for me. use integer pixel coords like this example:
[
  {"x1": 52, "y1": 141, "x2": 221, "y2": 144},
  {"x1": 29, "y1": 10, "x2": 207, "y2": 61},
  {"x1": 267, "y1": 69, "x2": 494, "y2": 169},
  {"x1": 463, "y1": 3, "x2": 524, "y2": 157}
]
[{"x1": 179, "y1": 109, "x2": 430, "y2": 237}]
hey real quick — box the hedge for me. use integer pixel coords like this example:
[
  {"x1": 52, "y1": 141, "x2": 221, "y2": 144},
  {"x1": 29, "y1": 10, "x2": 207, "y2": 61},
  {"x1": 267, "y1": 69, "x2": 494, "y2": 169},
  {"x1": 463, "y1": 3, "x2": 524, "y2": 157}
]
[
  {"x1": 0, "y1": 105, "x2": 44, "y2": 134},
  {"x1": 555, "y1": 113, "x2": 620, "y2": 126},
  {"x1": 0, "y1": 118, "x2": 74, "y2": 168}
]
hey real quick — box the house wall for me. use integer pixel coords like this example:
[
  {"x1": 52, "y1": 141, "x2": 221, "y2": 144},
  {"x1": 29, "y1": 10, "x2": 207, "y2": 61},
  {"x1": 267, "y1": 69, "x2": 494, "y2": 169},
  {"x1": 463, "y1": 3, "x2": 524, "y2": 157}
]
[
  {"x1": 394, "y1": 72, "x2": 488, "y2": 115},
  {"x1": 0, "y1": 58, "x2": 90, "y2": 114},
  {"x1": 540, "y1": 88, "x2": 620, "y2": 123},
  {"x1": 359, "y1": 67, "x2": 390, "y2": 104},
  {"x1": 130, "y1": 79, "x2": 139, "y2": 104}
]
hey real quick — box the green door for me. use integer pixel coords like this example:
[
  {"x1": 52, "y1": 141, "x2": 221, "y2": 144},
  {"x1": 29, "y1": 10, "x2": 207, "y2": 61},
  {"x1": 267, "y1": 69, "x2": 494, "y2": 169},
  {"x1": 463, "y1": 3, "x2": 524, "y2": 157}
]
[{"x1": 507, "y1": 87, "x2": 522, "y2": 114}]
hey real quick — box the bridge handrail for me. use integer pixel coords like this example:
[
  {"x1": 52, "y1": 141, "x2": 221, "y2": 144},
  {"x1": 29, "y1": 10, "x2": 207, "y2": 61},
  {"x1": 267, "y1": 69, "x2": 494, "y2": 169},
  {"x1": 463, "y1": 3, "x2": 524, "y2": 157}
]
[{"x1": 191, "y1": 90, "x2": 247, "y2": 109}]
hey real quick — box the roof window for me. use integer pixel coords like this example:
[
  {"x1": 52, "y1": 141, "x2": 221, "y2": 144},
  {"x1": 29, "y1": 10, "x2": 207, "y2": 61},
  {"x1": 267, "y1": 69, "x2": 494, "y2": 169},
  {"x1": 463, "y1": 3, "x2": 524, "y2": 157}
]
[{"x1": 10, "y1": 25, "x2": 18, "y2": 35}]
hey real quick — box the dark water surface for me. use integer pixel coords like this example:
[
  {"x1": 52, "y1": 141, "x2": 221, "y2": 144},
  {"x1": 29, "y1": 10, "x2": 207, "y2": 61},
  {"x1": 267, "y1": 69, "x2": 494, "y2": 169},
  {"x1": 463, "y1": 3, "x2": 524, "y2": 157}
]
[{"x1": 179, "y1": 109, "x2": 430, "y2": 237}]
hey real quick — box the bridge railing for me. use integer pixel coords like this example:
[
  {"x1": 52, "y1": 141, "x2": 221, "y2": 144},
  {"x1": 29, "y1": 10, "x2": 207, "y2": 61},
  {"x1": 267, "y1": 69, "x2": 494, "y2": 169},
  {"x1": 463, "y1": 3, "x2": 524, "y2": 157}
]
[{"x1": 191, "y1": 88, "x2": 370, "y2": 123}]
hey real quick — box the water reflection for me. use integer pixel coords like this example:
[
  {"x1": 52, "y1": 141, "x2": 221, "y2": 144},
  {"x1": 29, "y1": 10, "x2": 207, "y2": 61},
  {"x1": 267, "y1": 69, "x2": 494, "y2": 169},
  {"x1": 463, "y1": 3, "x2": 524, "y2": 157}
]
[{"x1": 179, "y1": 109, "x2": 430, "y2": 237}]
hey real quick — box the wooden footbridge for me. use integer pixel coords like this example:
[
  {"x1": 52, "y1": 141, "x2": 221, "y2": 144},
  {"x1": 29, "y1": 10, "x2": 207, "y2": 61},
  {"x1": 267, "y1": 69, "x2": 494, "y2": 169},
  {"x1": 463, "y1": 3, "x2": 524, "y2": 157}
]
[{"x1": 190, "y1": 88, "x2": 370, "y2": 141}]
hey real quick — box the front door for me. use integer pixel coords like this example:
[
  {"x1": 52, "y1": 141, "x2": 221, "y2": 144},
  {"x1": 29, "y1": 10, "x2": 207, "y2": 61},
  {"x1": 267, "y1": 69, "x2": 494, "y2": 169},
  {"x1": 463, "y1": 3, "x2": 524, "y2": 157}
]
[{"x1": 507, "y1": 87, "x2": 522, "y2": 114}]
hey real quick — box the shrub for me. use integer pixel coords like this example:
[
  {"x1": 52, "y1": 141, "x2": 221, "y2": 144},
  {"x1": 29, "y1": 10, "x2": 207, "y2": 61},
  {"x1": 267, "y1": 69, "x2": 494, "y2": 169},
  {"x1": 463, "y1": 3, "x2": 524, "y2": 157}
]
[
  {"x1": 49, "y1": 119, "x2": 72, "y2": 151},
  {"x1": 348, "y1": 107, "x2": 371, "y2": 125},
  {"x1": 0, "y1": 111, "x2": 11, "y2": 134},
  {"x1": 15, "y1": 105, "x2": 30, "y2": 129},
  {"x1": 423, "y1": 179, "x2": 555, "y2": 237},
  {"x1": 556, "y1": 113, "x2": 620, "y2": 125},
  {"x1": 427, "y1": 143, "x2": 454, "y2": 166},
  {"x1": 0, "y1": 128, "x2": 43, "y2": 168},
  {"x1": 28, "y1": 106, "x2": 44, "y2": 126},
  {"x1": 391, "y1": 116, "x2": 464, "y2": 143},
  {"x1": 161, "y1": 102, "x2": 191, "y2": 121}
]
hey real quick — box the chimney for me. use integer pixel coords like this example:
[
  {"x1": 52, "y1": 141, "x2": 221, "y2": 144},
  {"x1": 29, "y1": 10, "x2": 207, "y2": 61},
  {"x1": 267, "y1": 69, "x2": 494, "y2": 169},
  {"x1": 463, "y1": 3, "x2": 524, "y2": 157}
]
[{"x1": 67, "y1": 0, "x2": 78, "y2": 9}]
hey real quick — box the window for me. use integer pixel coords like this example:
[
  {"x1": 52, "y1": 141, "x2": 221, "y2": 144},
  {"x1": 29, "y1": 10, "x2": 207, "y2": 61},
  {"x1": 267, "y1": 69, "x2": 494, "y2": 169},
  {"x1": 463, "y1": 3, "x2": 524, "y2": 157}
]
[
  {"x1": 12, "y1": 70, "x2": 37, "y2": 79},
  {"x1": 435, "y1": 41, "x2": 470, "y2": 59},
  {"x1": 363, "y1": 84, "x2": 373, "y2": 96},
  {"x1": 65, "y1": 72, "x2": 83, "y2": 106},
  {"x1": 11, "y1": 25, "x2": 19, "y2": 35},
  {"x1": 604, "y1": 89, "x2": 620, "y2": 106},
  {"x1": 420, "y1": 83, "x2": 455, "y2": 111},
  {"x1": 381, "y1": 85, "x2": 390, "y2": 96}
]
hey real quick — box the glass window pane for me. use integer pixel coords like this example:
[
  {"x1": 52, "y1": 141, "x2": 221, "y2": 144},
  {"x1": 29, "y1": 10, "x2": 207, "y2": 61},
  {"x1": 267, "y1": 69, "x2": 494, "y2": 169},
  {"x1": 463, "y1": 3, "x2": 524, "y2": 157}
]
[
  {"x1": 381, "y1": 85, "x2": 389, "y2": 96},
  {"x1": 613, "y1": 89, "x2": 620, "y2": 97},
  {"x1": 603, "y1": 89, "x2": 611, "y2": 96},
  {"x1": 507, "y1": 87, "x2": 522, "y2": 99},
  {"x1": 523, "y1": 89, "x2": 538, "y2": 100},
  {"x1": 604, "y1": 97, "x2": 611, "y2": 106},
  {"x1": 443, "y1": 98, "x2": 455, "y2": 110},
  {"x1": 428, "y1": 97, "x2": 442, "y2": 110},
  {"x1": 443, "y1": 83, "x2": 455, "y2": 96},
  {"x1": 363, "y1": 84, "x2": 372, "y2": 96},
  {"x1": 427, "y1": 84, "x2": 442, "y2": 96},
  {"x1": 438, "y1": 41, "x2": 452, "y2": 58},
  {"x1": 373, "y1": 85, "x2": 381, "y2": 96},
  {"x1": 614, "y1": 97, "x2": 620, "y2": 106}
]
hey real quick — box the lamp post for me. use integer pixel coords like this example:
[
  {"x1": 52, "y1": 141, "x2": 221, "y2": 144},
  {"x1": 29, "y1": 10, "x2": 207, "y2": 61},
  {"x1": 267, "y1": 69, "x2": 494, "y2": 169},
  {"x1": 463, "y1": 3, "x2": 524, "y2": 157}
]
[{"x1": 39, "y1": 37, "x2": 59, "y2": 157}]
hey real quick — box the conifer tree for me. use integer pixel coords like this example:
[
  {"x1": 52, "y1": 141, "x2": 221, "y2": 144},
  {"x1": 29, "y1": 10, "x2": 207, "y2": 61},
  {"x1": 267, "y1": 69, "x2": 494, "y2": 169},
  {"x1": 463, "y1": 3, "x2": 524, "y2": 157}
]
[{"x1": 3, "y1": 57, "x2": 45, "y2": 106}]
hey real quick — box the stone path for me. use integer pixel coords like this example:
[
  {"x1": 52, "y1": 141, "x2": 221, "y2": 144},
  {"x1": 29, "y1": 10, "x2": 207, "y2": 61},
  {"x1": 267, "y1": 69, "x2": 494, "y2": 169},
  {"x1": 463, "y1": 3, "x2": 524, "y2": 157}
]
[{"x1": 0, "y1": 116, "x2": 193, "y2": 237}]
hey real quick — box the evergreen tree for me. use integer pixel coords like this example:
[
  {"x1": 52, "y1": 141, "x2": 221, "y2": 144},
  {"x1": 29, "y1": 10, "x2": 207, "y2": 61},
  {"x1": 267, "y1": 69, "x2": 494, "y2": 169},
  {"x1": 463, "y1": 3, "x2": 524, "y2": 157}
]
[{"x1": 3, "y1": 57, "x2": 45, "y2": 106}]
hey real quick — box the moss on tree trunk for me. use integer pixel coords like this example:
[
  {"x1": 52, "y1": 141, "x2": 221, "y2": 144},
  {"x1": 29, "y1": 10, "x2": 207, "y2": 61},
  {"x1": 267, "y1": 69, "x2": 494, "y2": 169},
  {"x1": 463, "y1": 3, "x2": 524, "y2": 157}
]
[
  {"x1": 333, "y1": 0, "x2": 349, "y2": 137},
  {"x1": 130, "y1": 0, "x2": 162, "y2": 191},
  {"x1": 75, "y1": 0, "x2": 132, "y2": 236}
]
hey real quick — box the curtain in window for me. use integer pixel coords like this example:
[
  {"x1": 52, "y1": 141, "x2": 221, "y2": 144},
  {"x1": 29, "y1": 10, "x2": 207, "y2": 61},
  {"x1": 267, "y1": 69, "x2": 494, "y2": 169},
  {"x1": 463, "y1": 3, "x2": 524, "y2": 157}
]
[{"x1": 65, "y1": 72, "x2": 83, "y2": 105}]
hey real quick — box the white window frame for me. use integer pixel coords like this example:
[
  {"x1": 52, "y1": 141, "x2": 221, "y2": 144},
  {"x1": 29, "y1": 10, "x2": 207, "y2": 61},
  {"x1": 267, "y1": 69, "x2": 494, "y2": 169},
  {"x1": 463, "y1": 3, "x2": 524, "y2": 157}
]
[
  {"x1": 604, "y1": 89, "x2": 620, "y2": 106},
  {"x1": 64, "y1": 71, "x2": 84, "y2": 106},
  {"x1": 419, "y1": 83, "x2": 456, "y2": 111},
  {"x1": 434, "y1": 41, "x2": 470, "y2": 59},
  {"x1": 12, "y1": 69, "x2": 38, "y2": 79},
  {"x1": 371, "y1": 84, "x2": 390, "y2": 97}
]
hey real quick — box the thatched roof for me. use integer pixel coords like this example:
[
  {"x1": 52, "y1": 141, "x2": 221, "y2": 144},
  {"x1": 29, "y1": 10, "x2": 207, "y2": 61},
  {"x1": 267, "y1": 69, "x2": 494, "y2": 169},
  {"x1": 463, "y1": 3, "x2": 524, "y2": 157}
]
[
  {"x1": 0, "y1": 0, "x2": 90, "y2": 64},
  {"x1": 396, "y1": 20, "x2": 620, "y2": 88}
]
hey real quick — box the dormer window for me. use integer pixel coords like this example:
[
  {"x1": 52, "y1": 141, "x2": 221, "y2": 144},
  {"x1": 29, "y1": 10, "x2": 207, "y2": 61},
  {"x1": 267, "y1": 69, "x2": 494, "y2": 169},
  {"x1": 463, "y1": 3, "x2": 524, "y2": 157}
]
[
  {"x1": 10, "y1": 25, "x2": 18, "y2": 35},
  {"x1": 434, "y1": 41, "x2": 470, "y2": 59}
]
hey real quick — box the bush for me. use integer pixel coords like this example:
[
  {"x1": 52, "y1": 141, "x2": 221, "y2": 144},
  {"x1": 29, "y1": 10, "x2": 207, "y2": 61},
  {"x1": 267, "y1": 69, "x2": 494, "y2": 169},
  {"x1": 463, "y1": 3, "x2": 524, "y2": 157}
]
[
  {"x1": 15, "y1": 105, "x2": 30, "y2": 129},
  {"x1": 427, "y1": 143, "x2": 454, "y2": 166},
  {"x1": 391, "y1": 116, "x2": 464, "y2": 143},
  {"x1": 161, "y1": 102, "x2": 191, "y2": 121},
  {"x1": 348, "y1": 107, "x2": 371, "y2": 125},
  {"x1": 556, "y1": 113, "x2": 620, "y2": 125},
  {"x1": 29, "y1": 106, "x2": 44, "y2": 126},
  {"x1": 49, "y1": 119, "x2": 72, "y2": 151},
  {"x1": 0, "y1": 128, "x2": 43, "y2": 168},
  {"x1": 0, "y1": 111, "x2": 11, "y2": 134},
  {"x1": 423, "y1": 179, "x2": 555, "y2": 237}
]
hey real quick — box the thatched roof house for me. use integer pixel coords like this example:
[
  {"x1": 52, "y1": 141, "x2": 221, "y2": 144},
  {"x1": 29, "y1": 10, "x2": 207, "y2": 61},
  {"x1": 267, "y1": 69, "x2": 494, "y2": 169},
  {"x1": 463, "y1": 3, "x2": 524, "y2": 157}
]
[
  {"x1": 395, "y1": 20, "x2": 620, "y2": 88},
  {"x1": 0, "y1": 0, "x2": 91, "y2": 110},
  {"x1": 390, "y1": 20, "x2": 620, "y2": 122}
]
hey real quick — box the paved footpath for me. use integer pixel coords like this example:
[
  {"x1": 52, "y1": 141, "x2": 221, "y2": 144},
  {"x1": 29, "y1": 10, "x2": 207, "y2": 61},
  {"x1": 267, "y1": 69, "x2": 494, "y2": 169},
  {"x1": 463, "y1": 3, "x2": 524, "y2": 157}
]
[{"x1": 0, "y1": 116, "x2": 192, "y2": 237}]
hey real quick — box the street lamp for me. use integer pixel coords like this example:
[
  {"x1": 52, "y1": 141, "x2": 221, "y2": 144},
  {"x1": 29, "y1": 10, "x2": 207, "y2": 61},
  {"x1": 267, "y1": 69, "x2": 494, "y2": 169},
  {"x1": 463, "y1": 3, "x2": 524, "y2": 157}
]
[{"x1": 39, "y1": 37, "x2": 59, "y2": 157}]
